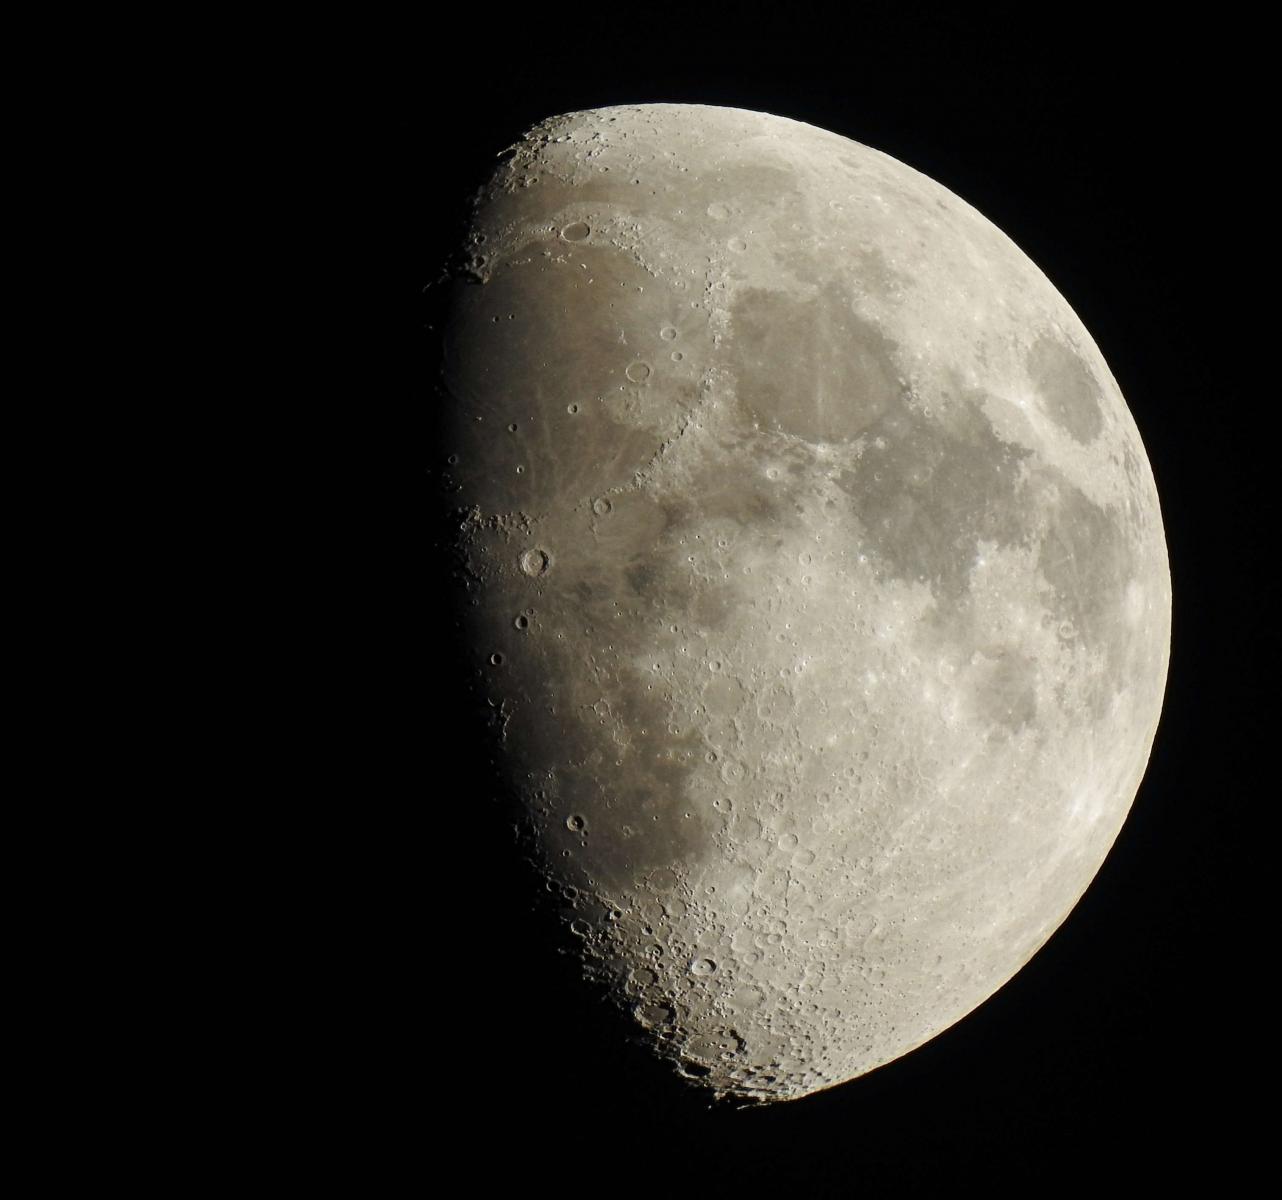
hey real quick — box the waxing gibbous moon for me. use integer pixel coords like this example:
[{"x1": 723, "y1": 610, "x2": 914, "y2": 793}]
[{"x1": 433, "y1": 103, "x2": 1171, "y2": 1102}]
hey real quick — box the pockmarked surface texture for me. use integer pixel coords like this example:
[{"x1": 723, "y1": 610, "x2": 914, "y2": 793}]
[{"x1": 434, "y1": 104, "x2": 1171, "y2": 1102}]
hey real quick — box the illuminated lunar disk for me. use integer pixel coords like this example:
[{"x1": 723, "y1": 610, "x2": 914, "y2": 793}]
[{"x1": 433, "y1": 103, "x2": 1171, "y2": 1102}]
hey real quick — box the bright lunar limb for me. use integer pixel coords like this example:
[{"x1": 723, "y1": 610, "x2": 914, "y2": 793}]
[{"x1": 433, "y1": 104, "x2": 1171, "y2": 1102}]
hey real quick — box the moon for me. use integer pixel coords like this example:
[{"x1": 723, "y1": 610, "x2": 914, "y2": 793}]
[{"x1": 432, "y1": 103, "x2": 1171, "y2": 1102}]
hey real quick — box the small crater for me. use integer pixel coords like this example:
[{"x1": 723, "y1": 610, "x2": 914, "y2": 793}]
[
  {"x1": 519, "y1": 548, "x2": 550, "y2": 577},
  {"x1": 625, "y1": 361, "x2": 652, "y2": 383},
  {"x1": 566, "y1": 814, "x2": 586, "y2": 832},
  {"x1": 514, "y1": 615, "x2": 530, "y2": 630},
  {"x1": 727, "y1": 237, "x2": 747, "y2": 253},
  {"x1": 560, "y1": 221, "x2": 591, "y2": 242},
  {"x1": 660, "y1": 326, "x2": 678, "y2": 341},
  {"x1": 489, "y1": 652, "x2": 504, "y2": 666},
  {"x1": 635, "y1": 1002, "x2": 675, "y2": 1029},
  {"x1": 649, "y1": 867, "x2": 678, "y2": 892},
  {"x1": 592, "y1": 496, "x2": 613, "y2": 516},
  {"x1": 720, "y1": 759, "x2": 746, "y2": 785},
  {"x1": 691, "y1": 958, "x2": 717, "y2": 976}
]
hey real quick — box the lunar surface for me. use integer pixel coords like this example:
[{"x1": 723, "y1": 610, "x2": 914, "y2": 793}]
[{"x1": 431, "y1": 103, "x2": 1171, "y2": 1102}]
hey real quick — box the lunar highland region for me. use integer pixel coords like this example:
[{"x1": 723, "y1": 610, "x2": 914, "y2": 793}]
[{"x1": 432, "y1": 103, "x2": 1172, "y2": 1103}]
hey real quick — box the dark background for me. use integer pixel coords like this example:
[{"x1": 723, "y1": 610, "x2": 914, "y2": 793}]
[{"x1": 379, "y1": 10, "x2": 1266, "y2": 1191}]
